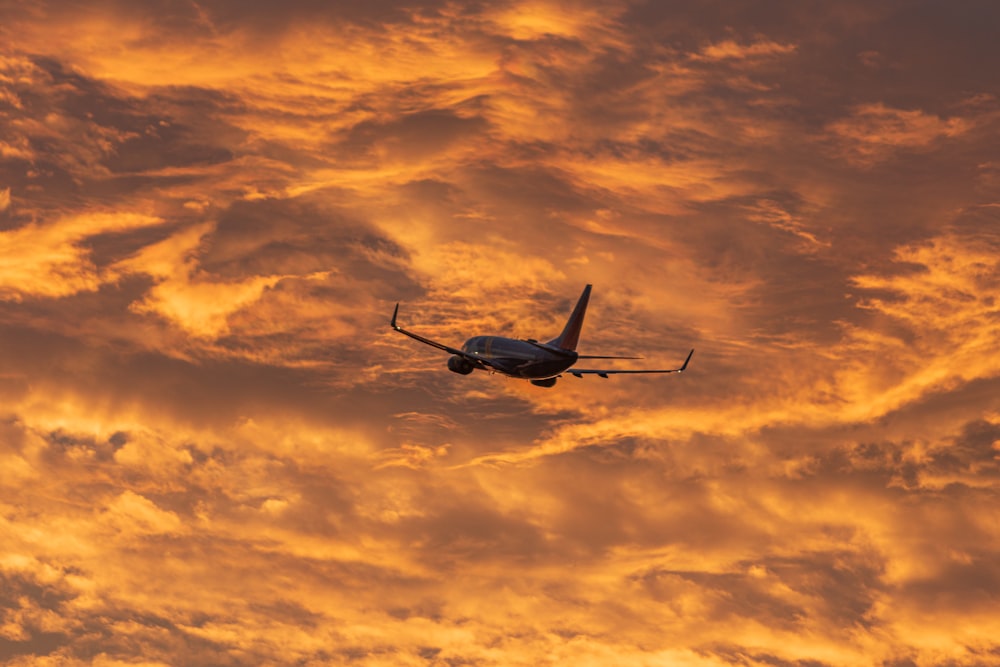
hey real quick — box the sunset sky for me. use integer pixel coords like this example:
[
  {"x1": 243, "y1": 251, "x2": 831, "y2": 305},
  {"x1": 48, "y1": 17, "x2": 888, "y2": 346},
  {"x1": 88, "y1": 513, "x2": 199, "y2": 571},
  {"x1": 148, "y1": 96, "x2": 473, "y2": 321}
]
[{"x1": 3, "y1": 1, "x2": 1000, "y2": 665}]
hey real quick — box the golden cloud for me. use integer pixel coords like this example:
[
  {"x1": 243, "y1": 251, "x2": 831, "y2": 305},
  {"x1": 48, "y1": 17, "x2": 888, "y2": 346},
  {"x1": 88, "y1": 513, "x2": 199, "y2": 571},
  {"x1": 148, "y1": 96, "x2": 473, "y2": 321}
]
[
  {"x1": 101, "y1": 491, "x2": 185, "y2": 537},
  {"x1": 3, "y1": 2, "x2": 1000, "y2": 665},
  {"x1": 825, "y1": 103, "x2": 973, "y2": 166},
  {"x1": 0, "y1": 211, "x2": 163, "y2": 301},
  {"x1": 694, "y1": 39, "x2": 798, "y2": 62},
  {"x1": 842, "y1": 228, "x2": 1000, "y2": 416}
]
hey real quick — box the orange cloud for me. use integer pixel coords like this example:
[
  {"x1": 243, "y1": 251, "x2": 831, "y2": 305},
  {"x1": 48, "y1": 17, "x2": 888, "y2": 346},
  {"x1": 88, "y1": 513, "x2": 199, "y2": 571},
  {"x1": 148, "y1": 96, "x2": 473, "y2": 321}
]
[
  {"x1": 101, "y1": 490, "x2": 185, "y2": 537},
  {"x1": 110, "y1": 222, "x2": 289, "y2": 339},
  {"x1": 841, "y1": 228, "x2": 1000, "y2": 415},
  {"x1": 4, "y1": 2, "x2": 1000, "y2": 665},
  {"x1": 825, "y1": 103, "x2": 973, "y2": 166},
  {"x1": 487, "y1": 0, "x2": 630, "y2": 47},
  {"x1": 694, "y1": 38, "x2": 798, "y2": 62},
  {"x1": 0, "y1": 211, "x2": 163, "y2": 301},
  {"x1": 466, "y1": 223, "x2": 1000, "y2": 468}
]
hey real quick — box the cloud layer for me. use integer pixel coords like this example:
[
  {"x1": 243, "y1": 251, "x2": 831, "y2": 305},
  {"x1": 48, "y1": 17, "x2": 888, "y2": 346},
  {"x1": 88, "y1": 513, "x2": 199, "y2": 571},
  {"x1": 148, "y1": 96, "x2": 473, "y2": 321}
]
[{"x1": 3, "y1": 1, "x2": 1000, "y2": 665}]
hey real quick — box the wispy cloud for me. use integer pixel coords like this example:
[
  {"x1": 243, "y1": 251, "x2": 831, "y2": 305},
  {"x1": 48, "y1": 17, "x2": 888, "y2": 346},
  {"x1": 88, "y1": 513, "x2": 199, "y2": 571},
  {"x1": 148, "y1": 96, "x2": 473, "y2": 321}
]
[
  {"x1": 0, "y1": 211, "x2": 163, "y2": 301},
  {"x1": 825, "y1": 103, "x2": 973, "y2": 166},
  {"x1": 693, "y1": 38, "x2": 798, "y2": 62}
]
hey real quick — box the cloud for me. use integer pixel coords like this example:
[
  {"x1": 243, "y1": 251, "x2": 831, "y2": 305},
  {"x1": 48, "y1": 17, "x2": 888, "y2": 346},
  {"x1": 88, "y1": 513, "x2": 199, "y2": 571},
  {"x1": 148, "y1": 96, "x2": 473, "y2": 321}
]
[
  {"x1": 101, "y1": 491, "x2": 185, "y2": 537},
  {"x1": 4, "y1": 1, "x2": 1000, "y2": 665},
  {"x1": 825, "y1": 103, "x2": 973, "y2": 166},
  {"x1": 0, "y1": 55, "x2": 148, "y2": 186},
  {"x1": 460, "y1": 219, "x2": 1000, "y2": 473},
  {"x1": 108, "y1": 218, "x2": 324, "y2": 341},
  {"x1": 0, "y1": 211, "x2": 163, "y2": 301},
  {"x1": 693, "y1": 38, "x2": 797, "y2": 62},
  {"x1": 841, "y1": 225, "x2": 1000, "y2": 417}
]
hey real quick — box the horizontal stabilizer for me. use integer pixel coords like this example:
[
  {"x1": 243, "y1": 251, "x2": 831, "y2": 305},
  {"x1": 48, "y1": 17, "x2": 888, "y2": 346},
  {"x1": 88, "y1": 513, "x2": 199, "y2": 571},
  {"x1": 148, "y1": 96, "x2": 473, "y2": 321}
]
[
  {"x1": 568, "y1": 349, "x2": 694, "y2": 378},
  {"x1": 576, "y1": 354, "x2": 643, "y2": 360}
]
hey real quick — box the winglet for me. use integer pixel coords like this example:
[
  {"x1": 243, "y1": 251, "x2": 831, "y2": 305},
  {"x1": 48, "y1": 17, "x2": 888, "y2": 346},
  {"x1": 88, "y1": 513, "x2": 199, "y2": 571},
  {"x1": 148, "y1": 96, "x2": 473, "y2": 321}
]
[
  {"x1": 391, "y1": 303, "x2": 400, "y2": 330},
  {"x1": 679, "y1": 349, "x2": 694, "y2": 372}
]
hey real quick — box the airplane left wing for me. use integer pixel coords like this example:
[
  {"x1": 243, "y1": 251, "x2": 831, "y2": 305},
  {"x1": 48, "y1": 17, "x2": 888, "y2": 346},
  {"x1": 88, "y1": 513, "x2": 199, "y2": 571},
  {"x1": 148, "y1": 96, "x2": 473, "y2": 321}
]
[
  {"x1": 390, "y1": 304, "x2": 499, "y2": 371},
  {"x1": 567, "y1": 349, "x2": 694, "y2": 378}
]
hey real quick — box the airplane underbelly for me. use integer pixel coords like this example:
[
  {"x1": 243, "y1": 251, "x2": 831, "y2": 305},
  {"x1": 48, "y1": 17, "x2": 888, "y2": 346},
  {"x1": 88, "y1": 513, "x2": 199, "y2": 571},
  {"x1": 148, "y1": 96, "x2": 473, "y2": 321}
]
[{"x1": 502, "y1": 358, "x2": 575, "y2": 379}]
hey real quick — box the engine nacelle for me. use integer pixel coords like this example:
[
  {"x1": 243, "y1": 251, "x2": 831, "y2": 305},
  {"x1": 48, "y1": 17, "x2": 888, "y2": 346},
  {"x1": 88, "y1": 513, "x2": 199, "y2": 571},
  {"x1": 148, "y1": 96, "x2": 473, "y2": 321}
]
[
  {"x1": 530, "y1": 377, "x2": 557, "y2": 388},
  {"x1": 447, "y1": 355, "x2": 474, "y2": 375}
]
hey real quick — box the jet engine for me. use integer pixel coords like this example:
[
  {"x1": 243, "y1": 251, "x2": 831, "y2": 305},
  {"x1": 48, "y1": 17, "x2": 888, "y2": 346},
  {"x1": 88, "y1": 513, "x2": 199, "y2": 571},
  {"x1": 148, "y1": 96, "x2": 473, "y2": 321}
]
[
  {"x1": 447, "y1": 355, "x2": 474, "y2": 375},
  {"x1": 530, "y1": 377, "x2": 557, "y2": 388}
]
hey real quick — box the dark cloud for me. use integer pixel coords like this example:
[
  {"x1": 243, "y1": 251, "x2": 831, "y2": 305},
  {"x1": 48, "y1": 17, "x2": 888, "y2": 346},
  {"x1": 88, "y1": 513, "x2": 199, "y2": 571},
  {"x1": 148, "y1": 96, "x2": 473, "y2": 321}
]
[
  {"x1": 0, "y1": 569, "x2": 79, "y2": 660},
  {"x1": 199, "y1": 196, "x2": 410, "y2": 280},
  {"x1": 931, "y1": 419, "x2": 1000, "y2": 477},
  {"x1": 200, "y1": 0, "x2": 458, "y2": 31},
  {"x1": 333, "y1": 108, "x2": 491, "y2": 164}
]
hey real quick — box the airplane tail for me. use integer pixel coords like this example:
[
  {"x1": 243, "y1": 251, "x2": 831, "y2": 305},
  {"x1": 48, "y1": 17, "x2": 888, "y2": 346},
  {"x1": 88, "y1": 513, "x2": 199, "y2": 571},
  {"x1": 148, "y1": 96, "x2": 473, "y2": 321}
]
[{"x1": 547, "y1": 284, "x2": 591, "y2": 351}]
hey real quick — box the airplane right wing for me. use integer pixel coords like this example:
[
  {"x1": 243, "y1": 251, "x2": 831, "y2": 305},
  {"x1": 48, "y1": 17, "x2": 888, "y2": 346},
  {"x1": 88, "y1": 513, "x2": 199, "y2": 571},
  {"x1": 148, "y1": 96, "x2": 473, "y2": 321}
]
[
  {"x1": 390, "y1": 304, "x2": 499, "y2": 371},
  {"x1": 567, "y1": 349, "x2": 694, "y2": 378}
]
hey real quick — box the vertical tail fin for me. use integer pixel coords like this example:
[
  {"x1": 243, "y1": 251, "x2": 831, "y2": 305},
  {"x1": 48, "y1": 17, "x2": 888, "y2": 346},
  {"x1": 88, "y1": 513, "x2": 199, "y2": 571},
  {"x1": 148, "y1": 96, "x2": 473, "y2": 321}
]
[{"x1": 547, "y1": 284, "x2": 591, "y2": 351}]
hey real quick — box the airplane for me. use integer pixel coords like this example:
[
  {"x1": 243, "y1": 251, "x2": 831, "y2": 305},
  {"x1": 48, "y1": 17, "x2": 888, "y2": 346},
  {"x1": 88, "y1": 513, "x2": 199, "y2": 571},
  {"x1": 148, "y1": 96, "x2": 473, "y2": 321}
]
[{"x1": 390, "y1": 284, "x2": 693, "y2": 388}]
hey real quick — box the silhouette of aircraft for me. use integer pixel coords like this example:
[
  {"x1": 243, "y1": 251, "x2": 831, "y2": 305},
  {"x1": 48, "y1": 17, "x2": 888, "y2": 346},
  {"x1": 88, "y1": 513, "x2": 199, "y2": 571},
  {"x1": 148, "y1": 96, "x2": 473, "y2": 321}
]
[{"x1": 390, "y1": 284, "x2": 693, "y2": 387}]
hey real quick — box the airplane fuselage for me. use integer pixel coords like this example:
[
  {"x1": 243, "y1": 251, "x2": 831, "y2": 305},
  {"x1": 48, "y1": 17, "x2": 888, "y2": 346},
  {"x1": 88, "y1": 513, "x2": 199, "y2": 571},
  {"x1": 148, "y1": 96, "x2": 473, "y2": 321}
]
[
  {"x1": 460, "y1": 336, "x2": 578, "y2": 379},
  {"x1": 390, "y1": 284, "x2": 692, "y2": 388}
]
